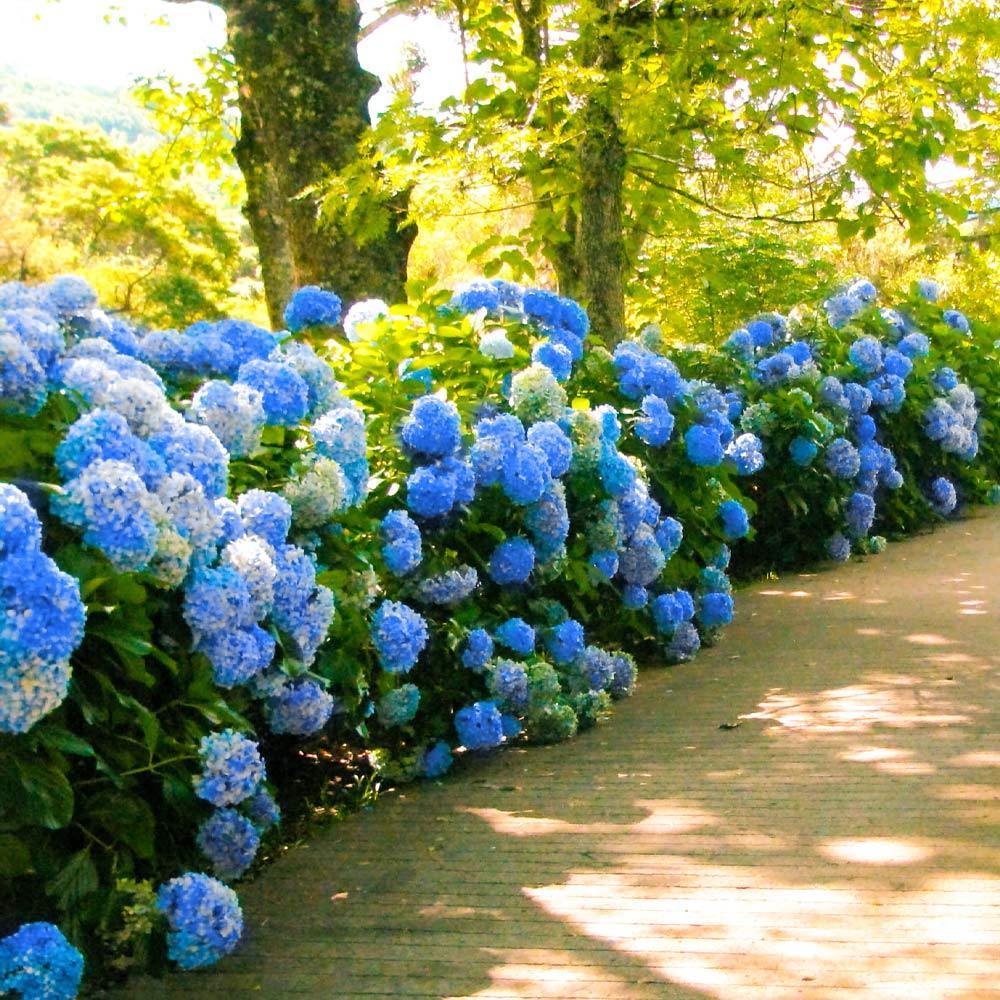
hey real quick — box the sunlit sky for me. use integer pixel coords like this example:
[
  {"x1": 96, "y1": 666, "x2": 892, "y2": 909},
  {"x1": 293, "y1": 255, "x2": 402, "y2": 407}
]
[{"x1": 0, "y1": 0, "x2": 465, "y2": 114}]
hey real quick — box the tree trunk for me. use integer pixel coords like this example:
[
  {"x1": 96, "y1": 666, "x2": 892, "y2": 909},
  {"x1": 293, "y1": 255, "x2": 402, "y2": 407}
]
[
  {"x1": 570, "y1": 0, "x2": 627, "y2": 345},
  {"x1": 233, "y1": 118, "x2": 296, "y2": 329},
  {"x1": 222, "y1": 0, "x2": 415, "y2": 323},
  {"x1": 576, "y1": 94, "x2": 627, "y2": 343}
]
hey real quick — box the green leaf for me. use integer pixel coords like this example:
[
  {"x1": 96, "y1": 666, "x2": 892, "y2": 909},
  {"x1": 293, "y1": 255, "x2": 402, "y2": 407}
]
[
  {"x1": 46, "y1": 848, "x2": 98, "y2": 910},
  {"x1": 87, "y1": 790, "x2": 157, "y2": 859},
  {"x1": 0, "y1": 834, "x2": 33, "y2": 876}
]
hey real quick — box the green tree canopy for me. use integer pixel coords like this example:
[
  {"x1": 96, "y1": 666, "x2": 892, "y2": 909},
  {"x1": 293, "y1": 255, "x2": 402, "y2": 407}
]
[
  {"x1": 0, "y1": 118, "x2": 241, "y2": 326},
  {"x1": 368, "y1": 0, "x2": 1000, "y2": 342}
]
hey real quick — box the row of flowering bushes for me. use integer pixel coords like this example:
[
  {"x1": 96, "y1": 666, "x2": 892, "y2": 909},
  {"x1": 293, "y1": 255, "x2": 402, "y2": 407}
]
[{"x1": 0, "y1": 271, "x2": 996, "y2": 996}]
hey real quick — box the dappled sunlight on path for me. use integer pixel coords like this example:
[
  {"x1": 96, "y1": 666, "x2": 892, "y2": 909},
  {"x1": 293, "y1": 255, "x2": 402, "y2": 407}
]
[{"x1": 118, "y1": 511, "x2": 999, "y2": 998}]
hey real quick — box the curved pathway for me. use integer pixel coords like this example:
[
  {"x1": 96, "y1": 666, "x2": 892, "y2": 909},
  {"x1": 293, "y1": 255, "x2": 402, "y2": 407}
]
[{"x1": 123, "y1": 511, "x2": 999, "y2": 999}]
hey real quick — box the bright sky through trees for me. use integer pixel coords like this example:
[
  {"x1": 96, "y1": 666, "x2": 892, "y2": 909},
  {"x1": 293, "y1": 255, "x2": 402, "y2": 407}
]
[{"x1": 0, "y1": 0, "x2": 465, "y2": 113}]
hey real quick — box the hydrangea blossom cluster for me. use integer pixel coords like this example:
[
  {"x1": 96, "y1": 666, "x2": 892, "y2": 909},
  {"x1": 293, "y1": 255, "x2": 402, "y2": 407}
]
[
  {"x1": 156, "y1": 873, "x2": 243, "y2": 970},
  {"x1": 371, "y1": 600, "x2": 429, "y2": 674},
  {"x1": 197, "y1": 808, "x2": 261, "y2": 881},
  {"x1": 0, "y1": 485, "x2": 86, "y2": 733},
  {"x1": 192, "y1": 730, "x2": 265, "y2": 807},
  {"x1": 0, "y1": 922, "x2": 84, "y2": 1000}
]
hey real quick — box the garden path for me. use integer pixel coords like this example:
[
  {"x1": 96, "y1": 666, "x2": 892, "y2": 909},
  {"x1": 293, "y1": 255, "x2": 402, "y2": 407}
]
[{"x1": 120, "y1": 510, "x2": 1000, "y2": 999}]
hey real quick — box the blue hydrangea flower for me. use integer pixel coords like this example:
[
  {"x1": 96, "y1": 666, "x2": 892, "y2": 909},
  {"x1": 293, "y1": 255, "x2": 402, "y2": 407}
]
[
  {"x1": 654, "y1": 516, "x2": 683, "y2": 558},
  {"x1": 0, "y1": 333, "x2": 48, "y2": 416},
  {"x1": 722, "y1": 328, "x2": 753, "y2": 359},
  {"x1": 0, "y1": 922, "x2": 84, "y2": 1000},
  {"x1": 377, "y1": 684, "x2": 421, "y2": 727},
  {"x1": 525, "y1": 484, "x2": 570, "y2": 558},
  {"x1": 725, "y1": 432, "x2": 764, "y2": 475},
  {"x1": 381, "y1": 509, "x2": 422, "y2": 575},
  {"x1": 202, "y1": 319, "x2": 278, "y2": 378},
  {"x1": 882, "y1": 349, "x2": 913, "y2": 380},
  {"x1": 489, "y1": 537, "x2": 535, "y2": 585},
  {"x1": 532, "y1": 340, "x2": 573, "y2": 381},
  {"x1": 149, "y1": 421, "x2": 230, "y2": 499},
  {"x1": 243, "y1": 788, "x2": 281, "y2": 831},
  {"x1": 843, "y1": 382, "x2": 872, "y2": 418},
  {"x1": 193, "y1": 730, "x2": 264, "y2": 807},
  {"x1": 898, "y1": 332, "x2": 930, "y2": 359},
  {"x1": 198, "y1": 625, "x2": 275, "y2": 689},
  {"x1": 401, "y1": 395, "x2": 462, "y2": 457},
  {"x1": 461, "y1": 628, "x2": 494, "y2": 671},
  {"x1": 825, "y1": 438, "x2": 861, "y2": 479},
  {"x1": 746, "y1": 318, "x2": 774, "y2": 347},
  {"x1": 521, "y1": 287, "x2": 561, "y2": 324},
  {"x1": 499, "y1": 441, "x2": 551, "y2": 505},
  {"x1": 929, "y1": 476, "x2": 957, "y2": 515},
  {"x1": 371, "y1": 600, "x2": 428, "y2": 673},
  {"x1": 46, "y1": 274, "x2": 97, "y2": 316},
  {"x1": 488, "y1": 660, "x2": 530, "y2": 711},
  {"x1": 54, "y1": 459, "x2": 160, "y2": 572},
  {"x1": 848, "y1": 336, "x2": 883, "y2": 374},
  {"x1": 451, "y1": 280, "x2": 501, "y2": 314},
  {"x1": 480, "y1": 330, "x2": 515, "y2": 358},
  {"x1": 265, "y1": 677, "x2": 336, "y2": 736},
  {"x1": 407, "y1": 463, "x2": 458, "y2": 519},
  {"x1": 197, "y1": 808, "x2": 260, "y2": 881},
  {"x1": 495, "y1": 618, "x2": 535, "y2": 655},
  {"x1": 827, "y1": 532, "x2": 852, "y2": 562},
  {"x1": 789, "y1": 436, "x2": 818, "y2": 466},
  {"x1": 912, "y1": 277, "x2": 939, "y2": 302},
  {"x1": 622, "y1": 584, "x2": 648, "y2": 609},
  {"x1": 667, "y1": 621, "x2": 701, "y2": 662},
  {"x1": 635, "y1": 394, "x2": 675, "y2": 447},
  {"x1": 237, "y1": 360, "x2": 309, "y2": 426},
  {"x1": 545, "y1": 619, "x2": 585, "y2": 664},
  {"x1": 284, "y1": 286, "x2": 342, "y2": 331},
  {"x1": 417, "y1": 565, "x2": 479, "y2": 606},
  {"x1": 589, "y1": 549, "x2": 619, "y2": 580},
  {"x1": 156, "y1": 873, "x2": 243, "y2": 970},
  {"x1": 698, "y1": 592, "x2": 734, "y2": 628},
  {"x1": 455, "y1": 700, "x2": 504, "y2": 750},
  {"x1": 575, "y1": 645, "x2": 615, "y2": 691},
  {"x1": 0, "y1": 484, "x2": 42, "y2": 557},
  {"x1": 619, "y1": 523, "x2": 666, "y2": 586},
  {"x1": 609, "y1": 652, "x2": 637, "y2": 698},
  {"x1": 343, "y1": 298, "x2": 388, "y2": 342},
  {"x1": 845, "y1": 491, "x2": 876, "y2": 537},
  {"x1": 932, "y1": 367, "x2": 959, "y2": 393},
  {"x1": 419, "y1": 740, "x2": 453, "y2": 778},
  {"x1": 183, "y1": 565, "x2": 254, "y2": 637},
  {"x1": 651, "y1": 590, "x2": 695, "y2": 633},
  {"x1": 189, "y1": 380, "x2": 265, "y2": 458},
  {"x1": 236, "y1": 490, "x2": 291, "y2": 547},
  {"x1": 685, "y1": 424, "x2": 724, "y2": 466},
  {"x1": 867, "y1": 373, "x2": 906, "y2": 412},
  {"x1": 55, "y1": 410, "x2": 162, "y2": 486},
  {"x1": 719, "y1": 499, "x2": 750, "y2": 540},
  {"x1": 2, "y1": 306, "x2": 64, "y2": 373},
  {"x1": 508, "y1": 363, "x2": 567, "y2": 423},
  {"x1": 526, "y1": 421, "x2": 573, "y2": 477},
  {"x1": 943, "y1": 309, "x2": 970, "y2": 333}
]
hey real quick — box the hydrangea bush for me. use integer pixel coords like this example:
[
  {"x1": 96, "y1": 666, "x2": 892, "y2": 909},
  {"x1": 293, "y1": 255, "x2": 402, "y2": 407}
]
[{"x1": 0, "y1": 274, "x2": 996, "y2": 994}]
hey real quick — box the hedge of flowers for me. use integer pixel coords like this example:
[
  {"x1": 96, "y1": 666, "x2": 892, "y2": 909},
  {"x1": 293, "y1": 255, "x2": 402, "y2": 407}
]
[{"x1": 0, "y1": 272, "x2": 996, "y2": 995}]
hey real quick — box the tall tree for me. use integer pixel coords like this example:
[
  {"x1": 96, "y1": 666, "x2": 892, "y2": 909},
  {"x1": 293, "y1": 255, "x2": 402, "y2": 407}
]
[
  {"x1": 164, "y1": 0, "x2": 415, "y2": 327},
  {"x1": 405, "y1": 0, "x2": 1000, "y2": 343}
]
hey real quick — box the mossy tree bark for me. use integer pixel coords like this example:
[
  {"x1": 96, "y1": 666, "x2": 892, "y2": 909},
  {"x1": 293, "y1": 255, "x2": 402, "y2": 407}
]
[{"x1": 171, "y1": 0, "x2": 415, "y2": 325}]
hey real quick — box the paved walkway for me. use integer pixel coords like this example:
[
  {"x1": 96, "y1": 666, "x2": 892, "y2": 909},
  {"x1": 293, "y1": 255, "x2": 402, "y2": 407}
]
[{"x1": 126, "y1": 511, "x2": 999, "y2": 999}]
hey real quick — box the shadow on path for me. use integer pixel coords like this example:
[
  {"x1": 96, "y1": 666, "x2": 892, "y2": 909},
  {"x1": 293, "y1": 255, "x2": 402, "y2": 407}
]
[{"x1": 119, "y1": 511, "x2": 1000, "y2": 999}]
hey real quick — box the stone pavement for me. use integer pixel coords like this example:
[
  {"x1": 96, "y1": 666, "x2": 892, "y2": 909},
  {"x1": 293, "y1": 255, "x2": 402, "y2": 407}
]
[{"x1": 123, "y1": 511, "x2": 1000, "y2": 999}]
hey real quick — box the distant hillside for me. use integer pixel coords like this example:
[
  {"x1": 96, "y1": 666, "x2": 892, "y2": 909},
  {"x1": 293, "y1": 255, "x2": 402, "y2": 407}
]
[{"x1": 0, "y1": 66, "x2": 156, "y2": 144}]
